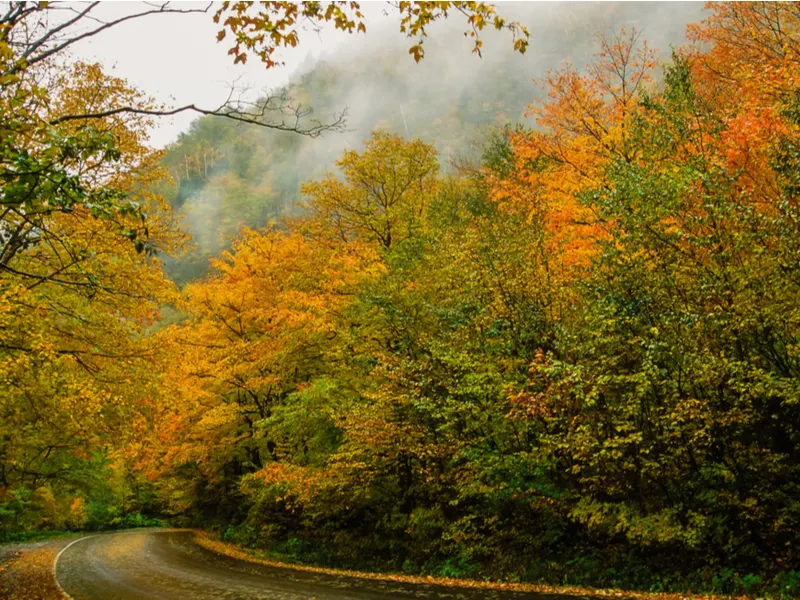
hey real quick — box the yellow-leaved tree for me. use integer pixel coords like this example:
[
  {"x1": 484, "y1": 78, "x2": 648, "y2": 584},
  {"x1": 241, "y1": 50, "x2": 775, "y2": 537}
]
[
  {"x1": 0, "y1": 57, "x2": 183, "y2": 530},
  {"x1": 137, "y1": 228, "x2": 381, "y2": 514},
  {"x1": 299, "y1": 130, "x2": 440, "y2": 250}
]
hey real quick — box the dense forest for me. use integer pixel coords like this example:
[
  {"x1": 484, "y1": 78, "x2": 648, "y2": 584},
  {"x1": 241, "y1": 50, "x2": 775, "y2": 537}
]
[{"x1": 2, "y1": 2, "x2": 800, "y2": 598}]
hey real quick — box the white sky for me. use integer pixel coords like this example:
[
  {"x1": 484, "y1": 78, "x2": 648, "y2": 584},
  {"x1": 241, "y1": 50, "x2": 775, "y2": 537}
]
[
  {"x1": 70, "y1": 1, "x2": 357, "y2": 147},
  {"x1": 67, "y1": 2, "x2": 696, "y2": 148},
  {"x1": 67, "y1": 1, "x2": 550, "y2": 148}
]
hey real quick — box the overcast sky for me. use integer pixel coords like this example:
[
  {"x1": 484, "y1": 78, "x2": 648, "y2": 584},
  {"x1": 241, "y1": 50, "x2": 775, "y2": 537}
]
[
  {"x1": 66, "y1": 2, "x2": 703, "y2": 149},
  {"x1": 69, "y1": 2, "x2": 359, "y2": 147},
  {"x1": 66, "y1": 2, "x2": 557, "y2": 148}
]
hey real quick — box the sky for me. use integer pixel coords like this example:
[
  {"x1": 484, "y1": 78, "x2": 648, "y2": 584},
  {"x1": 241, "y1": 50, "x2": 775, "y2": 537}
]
[
  {"x1": 66, "y1": 1, "x2": 562, "y2": 148},
  {"x1": 70, "y1": 2, "x2": 353, "y2": 147},
  {"x1": 67, "y1": 2, "x2": 705, "y2": 149}
]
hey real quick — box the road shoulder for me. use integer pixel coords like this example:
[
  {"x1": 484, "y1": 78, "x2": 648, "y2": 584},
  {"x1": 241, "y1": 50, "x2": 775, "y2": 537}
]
[
  {"x1": 193, "y1": 531, "x2": 708, "y2": 600},
  {"x1": 0, "y1": 535, "x2": 80, "y2": 600}
]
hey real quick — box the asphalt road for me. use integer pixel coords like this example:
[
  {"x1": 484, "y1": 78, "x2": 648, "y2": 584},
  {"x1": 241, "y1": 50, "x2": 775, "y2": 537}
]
[{"x1": 54, "y1": 530, "x2": 597, "y2": 600}]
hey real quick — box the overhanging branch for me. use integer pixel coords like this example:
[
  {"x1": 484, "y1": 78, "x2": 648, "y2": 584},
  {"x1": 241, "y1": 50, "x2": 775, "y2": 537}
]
[{"x1": 49, "y1": 102, "x2": 348, "y2": 138}]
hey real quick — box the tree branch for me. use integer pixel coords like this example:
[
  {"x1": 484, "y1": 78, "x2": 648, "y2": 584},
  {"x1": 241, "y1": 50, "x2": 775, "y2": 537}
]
[
  {"x1": 50, "y1": 102, "x2": 348, "y2": 138},
  {"x1": 4, "y1": 2, "x2": 215, "y2": 76}
]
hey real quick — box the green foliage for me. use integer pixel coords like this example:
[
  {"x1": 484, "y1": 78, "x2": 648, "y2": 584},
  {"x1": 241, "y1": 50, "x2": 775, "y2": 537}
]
[
  {"x1": 774, "y1": 571, "x2": 800, "y2": 600},
  {"x1": 535, "y1": 64, "x2": 800, "y2": 573},
  {"x1": 107, "y1": 512, "x2": 164, "y2": 530},
  {"x1": 0, "y1": 453, "x2": 165, "y2": 538}
]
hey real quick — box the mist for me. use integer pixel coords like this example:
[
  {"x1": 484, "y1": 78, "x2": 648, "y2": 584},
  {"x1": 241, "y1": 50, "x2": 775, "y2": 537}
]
[{"x1": 161, "y1": 1, "x2": 706, "y2": 284}]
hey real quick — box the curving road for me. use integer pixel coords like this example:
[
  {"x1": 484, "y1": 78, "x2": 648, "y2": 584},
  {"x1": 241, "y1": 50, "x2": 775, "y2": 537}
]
[{"x1": 54, "y1": 530, "x2": 597, "y2": 600}]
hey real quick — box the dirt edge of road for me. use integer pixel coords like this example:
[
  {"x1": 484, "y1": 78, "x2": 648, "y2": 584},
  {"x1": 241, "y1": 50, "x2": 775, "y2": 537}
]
[
  {"x1": 192, "y1": 530, "x2": 738, "y2": 600},
  {"x1": 0, "y1": 534, "x2": 80, "y2": 600}
]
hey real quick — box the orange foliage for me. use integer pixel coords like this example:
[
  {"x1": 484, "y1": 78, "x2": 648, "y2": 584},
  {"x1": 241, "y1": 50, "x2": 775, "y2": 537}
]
[
  {"x1": 136, "y1": 229, "x2": 382, "y2": 502},
  {"x1": 686, "y1": 3, "x2": 800, "y2": 201},
  {"x1": 688, "y1": 2, "x2": 800, "y2": 106},
  {"x1": 487, "y1": 29, "x2": 656, "y2": 290}
]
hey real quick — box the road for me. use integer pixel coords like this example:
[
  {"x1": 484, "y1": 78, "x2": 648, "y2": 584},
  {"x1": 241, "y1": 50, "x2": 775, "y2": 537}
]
[{"x1": 54, "y1": 530, "x2": 597, "y2": 600}]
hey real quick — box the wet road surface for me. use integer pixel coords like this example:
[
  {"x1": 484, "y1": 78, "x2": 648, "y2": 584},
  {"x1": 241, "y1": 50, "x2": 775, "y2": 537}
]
[{"x1": 55, "y1": 530, "x2": 597, "y2": 600}]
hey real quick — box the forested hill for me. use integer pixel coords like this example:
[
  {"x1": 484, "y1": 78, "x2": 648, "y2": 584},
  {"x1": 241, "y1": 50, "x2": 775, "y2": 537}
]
[{"x1": 159, "y1": 1, "x2": 703, "y2": 284}]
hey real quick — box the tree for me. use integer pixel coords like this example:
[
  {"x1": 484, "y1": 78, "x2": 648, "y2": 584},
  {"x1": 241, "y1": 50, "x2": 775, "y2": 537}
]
[
  {"x1": 0, "y1": 60, "x2": 181, "y2": 531},
  {"x1": 513, "y1": 8, "x2": 800, "y2": 581},
  {"x1": 299, "y1": 130, "x2": 440, "y2": 250},
  {"x1": 140, "y1": 227, "x2": 381, "y2": 518},
  {"x1": 0, "y1": 0, "x2": 529, "y2": 532},
  {"x1": 485, "y1": 28, "x2": 656, "y2": 306}
]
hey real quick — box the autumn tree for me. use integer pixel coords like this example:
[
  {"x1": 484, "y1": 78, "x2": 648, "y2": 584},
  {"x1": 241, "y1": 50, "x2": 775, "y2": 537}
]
[
  {"x1": 0, "y1": 0, "x2": 530, "y2": 532},
  {"x1": 182, "y1": 136, "x2": 562, "y2": 574},
  {"x1": 139, "y1": 227, "x2": 381, "y2": 518},
  {"x1": 127, "y1": 8, "x2": 800, "y2": 592},
  {"x1": 300, "y1": 131, "x2": 440, "y2": 249},
  {"x1": 511, "y1": 4, "x2": 800, "y2": 586},
  {"x1": 12, "y1": 2, "x2": 800, "y2": 597},
  {"x1": 0, "y1": 58, "x2": 182, "y2": 532},
  {"x1": 485, "y1": 29, "x2": 657, "y2": 306}
]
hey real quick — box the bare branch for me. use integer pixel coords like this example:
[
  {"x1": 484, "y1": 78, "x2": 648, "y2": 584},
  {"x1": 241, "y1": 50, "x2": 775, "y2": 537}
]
[
  {"x1": 19, "y1": 2, "x2": 100, "y2": 63},
  {"x1": 49, "y1": 101, "x2": 349, "y2": 138},
  {"x1": 3, "y1": 2, "x2": 214, "y2": 76}
]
